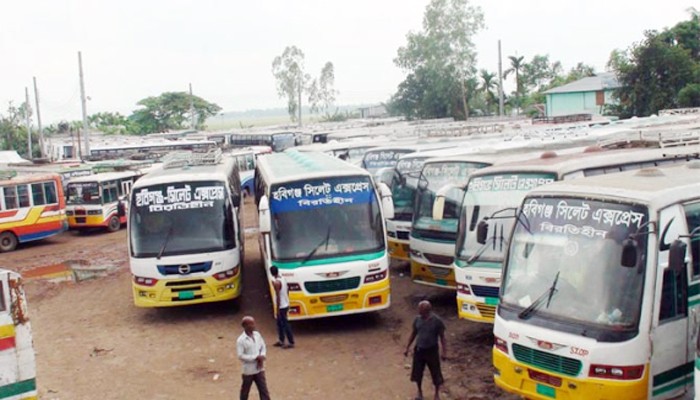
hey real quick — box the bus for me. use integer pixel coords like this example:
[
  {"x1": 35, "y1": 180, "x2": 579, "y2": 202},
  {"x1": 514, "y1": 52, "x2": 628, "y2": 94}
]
[
  {"x1": 451, "y1": 145, "x2": 700, "y2": 323},
  {"x1": 295, "y1": 141, "x2": 381, "y2": 167},
  {"x1": 229, "y1": 131, "x2": 296, "y2": 152},
  {"x1": 0, "y1": 172, "x2": 67, "y2": 252},
  {"x1": 226, "y1": 147, "x2": 271, "y2": 196},
  {"x1": 65, "y1": 171, "x2": 143, "y2": 232},
  {"x1": 493, "y1": 162, "x2": 700, "y2": 400},
  {"x1": 254, "y1": 150, "x2": 392, "y2": 319},
  {"x1": 88, "y1": 140, "x2": 217, "y2": 161},
  {"x1": 0, "y1": 269, "x2": 36, "y2": 399},
  {"x1": 128, "y1": 149, "x2": 244, "y2": 307}
]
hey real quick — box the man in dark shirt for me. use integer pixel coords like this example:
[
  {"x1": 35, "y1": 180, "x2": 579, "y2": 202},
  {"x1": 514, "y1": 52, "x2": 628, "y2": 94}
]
[{"x1": 404, "y1": 300, "x2": 447, "y2": 400}]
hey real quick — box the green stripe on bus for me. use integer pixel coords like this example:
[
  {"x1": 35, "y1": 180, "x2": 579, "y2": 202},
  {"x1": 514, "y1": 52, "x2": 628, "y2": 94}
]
[
  {"x1": 689, "y1": 298, "x2": 700, "y2": 307},
  {"x1": 652, "y1": 375, "x2": 693, "y2": 397},
  {"x1": 696, "y1": 357, "x2": 700, "y2": 371},
  {"x1": 272, "y1": 250, "x2": 385, "y2": 269},
  {"x1": 653, "y1": 361, "x2": 693, "y2": 388},
  {"x1": 0, "y1": 378, "x2": 36, "y2": 399}
]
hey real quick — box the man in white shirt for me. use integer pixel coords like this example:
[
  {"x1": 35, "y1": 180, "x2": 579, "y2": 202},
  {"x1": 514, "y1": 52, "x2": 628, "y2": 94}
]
[
  {"x1": 236, "y1": 316, "x2": 271, "y2": 400},
  {"x1": 270, "y1": 266, "x2": 295, "y2": 349}
]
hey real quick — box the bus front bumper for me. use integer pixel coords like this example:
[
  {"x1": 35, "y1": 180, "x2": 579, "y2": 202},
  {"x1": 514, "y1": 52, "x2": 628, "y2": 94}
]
[
  {"x1": 457, "y1": 296, "x2": 496, "y2": 323},
  {"x1": 287, "y1": 279, "x2": 390, "y2": 320},
  {"x1": 410, "y1": 260, "x2": 455, "y2": 289},
  {"x1": 68, "y1": 215, "x2": 106, "y2": 229},
  {"x1": 493, "y1": 348, "x2": 648, "y2": 400},
  {"x1": 387, "y1": 238, "x2": 410, "y2": 261},
  {"x1": 132, "y1": 274, "x2": 241, "y2": 307}
]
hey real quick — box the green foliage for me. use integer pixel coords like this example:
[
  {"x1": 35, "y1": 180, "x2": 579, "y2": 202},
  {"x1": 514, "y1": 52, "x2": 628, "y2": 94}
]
[
  {"x1": 88, "y1": 112, "x2": 130, "y2": 135},
  {"x1": 390, "y1": 0, "x2": 484, "y2": 120},
  {"x1": 0, "y1": 101, "x2": 41, "y2": 159},
  {"x1": 127, "y1": 92, "x2": 221, "y2": 135},
  {"x1": 610, "y1": 15, "x2": 700, "y2": 117},
  {"x1": 272, "y1": 46, "x2": 308, "y2": 122},
  {"x1": 679, "y1": 83, "x2": 700, "y2": 107}
]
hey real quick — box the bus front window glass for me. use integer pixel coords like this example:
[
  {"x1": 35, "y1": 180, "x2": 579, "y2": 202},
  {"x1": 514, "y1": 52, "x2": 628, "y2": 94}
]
[
  {"x1": 684, "y1": 202, "x2": 700, "y2": 277},
  {"x1": 67, "y1": 183, "x2": 101, "y2": 205},
  {"x1": 130, "y1": 181, "x2": 235, "y2": 258},
  {"x1": 269, "y1": 177, "x2": 383, "y2": 261},
  {"x1": 17, "y1": 185, "x2": 30, "y2": 208},
  {"x1": 501, "y1": 197, "x2": 648, "y2": 329},
  {"x1": 31, "y1": 183, "x2": 46, "y2": 205},
  {"x1": 456, "y1": 173, "x2": 556, "y2": 262}
]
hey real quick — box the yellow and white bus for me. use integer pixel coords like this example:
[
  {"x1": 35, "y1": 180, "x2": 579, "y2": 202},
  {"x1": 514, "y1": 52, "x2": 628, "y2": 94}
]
[
  {"x1": 0, "y1": 269, "x2": 36, "y2": 399},
  {"x1": 254, "y1": 150, "x2": 392, "y2": 319},
  {"x1": 65, "y1": 171, "x2": 143, "y2": 232},
  {"x1": 493, "y1": 161, "x2": 700, "y2": 400},
  {"x1": 128, "y1": 150, "x2": 244, "y2": 307},
  {"x1": 453, "y1": 145, "x2": 700, "y2": 323}
]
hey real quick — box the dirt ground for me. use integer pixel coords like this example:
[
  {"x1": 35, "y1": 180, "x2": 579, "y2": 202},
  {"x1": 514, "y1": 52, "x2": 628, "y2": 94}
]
[{"x1": 3, "y1": 197, "x2": 518, "y2": 400}]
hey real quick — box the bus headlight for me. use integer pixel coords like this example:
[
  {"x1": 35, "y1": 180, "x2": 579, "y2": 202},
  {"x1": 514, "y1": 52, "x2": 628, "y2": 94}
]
[
  {"x1": 589, "y1": 364, "x2": 644, "y2": 380},
  {"x1": 66, "y1": 210, "x2": 74, "y2": 216},
  {"x1": 214, "y1": 265, "x2": 240, "y2": 280},
  {"x1": 364, "y1": 270, "x2": 388, "y2": 283},
  {"x1": 87, "y1": 210, "x2": 102, "y2": 215},
  {"x1": 493, "y1": 335, "x2": 508, "y2": 354},
  {"x1": 134, "y1": 276, "x2": 158, "y2": 287}
]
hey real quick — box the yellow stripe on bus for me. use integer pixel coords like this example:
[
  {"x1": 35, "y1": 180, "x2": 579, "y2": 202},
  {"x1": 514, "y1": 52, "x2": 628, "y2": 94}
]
[{"x1": 0, "y1": 324, "x2": 16, "y2": 338}]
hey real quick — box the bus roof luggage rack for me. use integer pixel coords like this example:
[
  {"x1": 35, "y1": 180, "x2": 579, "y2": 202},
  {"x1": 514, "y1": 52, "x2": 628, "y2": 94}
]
[
  {"x1": 657, "y1": 132, "x2": 700, "y2": 148},
  {"x1": 162, "y1": 148, "x2": 223, "y2": 169}
]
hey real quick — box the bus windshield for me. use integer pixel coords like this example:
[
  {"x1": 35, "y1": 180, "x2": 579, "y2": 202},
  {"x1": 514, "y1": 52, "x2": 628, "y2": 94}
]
[
  {"x1": 414, "y1": 162, "x2": 488, "y2": 234},
  {"x1": 456, "y1": 173, "x2": 556, "y2": 263},
  {"x1": 362, "y1": 149, "x2": 414, "y2": 174},
  {"x1": 501, "y1": 197, "x2": 647, "y2": 330},
  {"x1": 391, "y1": 157, "x2": 429, "y2": 220},
  {"x1": 269, "y1": 176, "x2": 384, "y2": 262},
  {"x1": 129, "y1": 181, "x2": 235, "y2": 258},
  {"x1": 66, "y1": 182, "x2": 101, "y2": 205}
]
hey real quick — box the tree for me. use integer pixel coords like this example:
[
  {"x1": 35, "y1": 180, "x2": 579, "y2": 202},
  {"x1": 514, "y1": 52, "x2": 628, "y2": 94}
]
[
  {"x1": 127, "y1": 92, "x2": 221, "y2": 135},
  {"x1": 479, "y1": 70, "x2": 497, "y2": 114},
  {"x1": 679, "y1": 83, "x2": 700, "y2": 107},
  {"x1": 272, "y1": 46, "x2": 309, "y2": 125},
  {"x1": 308, "y1": 62, "x2": 337, "y2": 115},
  {"x1": 0, "y1": 101, "x2": 41, "y2": 159},
  {"x1": 88, "y1": 112, "x2": 130, "y2": 135},
  {"x1": 610, "y1": 17, "x2": 700, "y2": 117},
  {"x1": 521, "y1": 55, "x2": 563, "y2": 93},
  {"x1": 391, "y1": 0, "x2": 484, "y2": 120},
  {"x1": 503, "y1": 55, "x2": 525, "y2": 113}
]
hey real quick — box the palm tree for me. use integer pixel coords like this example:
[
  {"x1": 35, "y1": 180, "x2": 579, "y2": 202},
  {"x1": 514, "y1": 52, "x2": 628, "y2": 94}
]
[
  {"x1": 479, "y1": 70, "x2": 496, "y2": 115},
  {"x1": 504, "y1": 55, "x2": 525, "y2": 114}
]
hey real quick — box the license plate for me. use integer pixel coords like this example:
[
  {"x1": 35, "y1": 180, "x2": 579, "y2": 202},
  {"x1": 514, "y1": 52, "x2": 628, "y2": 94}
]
[
  {"x1": 76, "y1": 217, "x2": 86, "y2": 223},
  {"x1": 178, "y1": 291, "x2": 195, "y2": 300},
  {"x1": 485, "y1": 297, "x2": 499, "y2": 306},
  {"x1": 436, "y1": 279, "x2": 447, "y2": 286},
  {"x1": 326, "y1": 304, "x2": 344, "y2": 312},
  {"x1": 536, "y1": 383, "x2": 556, "y2": 398}
]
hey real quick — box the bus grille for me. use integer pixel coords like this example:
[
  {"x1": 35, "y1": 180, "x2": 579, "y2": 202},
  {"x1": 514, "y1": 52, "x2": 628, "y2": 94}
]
[
  {"x1": 157, "y1": 262, "x2": 212, "y2": 275},
  {"x1": 165, "y1": 279, "x2": 206, "y2": 287},
  {"x1": 424, "y1": 253, "x2": 454, "y2": 266},
  {"x1": 471, "y1": 285, "x2": 500, "y2": 298},
  {"x1": 475, "y1": 303, "x2": 496, "y2": 319},
  {"x1": 305, "y1": 277, "x2": 361, "y2": 294},
  {"x1": 512, "y1": 344, "x2": 582, "y2": 377}
]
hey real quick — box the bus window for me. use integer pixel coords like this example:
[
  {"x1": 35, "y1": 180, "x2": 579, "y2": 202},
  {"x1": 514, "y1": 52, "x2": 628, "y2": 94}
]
[
  {"x1": 44, "y1": 182, "x2": 57, "y2": 204},
  {"x1": 3, "y1": 186, "x2": 18, "y2": 209},
  {"x1": 31, "y1": 183, "x2": 46, "y2": 205},
  {"x1": 17, "y1": 185, "x2": 30, "y2": 208},
  {"x1": 102, "y1": 182, "x2": 118, "y2": 204}
]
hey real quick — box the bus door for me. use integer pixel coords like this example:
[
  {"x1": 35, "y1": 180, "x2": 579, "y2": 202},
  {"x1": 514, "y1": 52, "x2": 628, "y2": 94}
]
[
  {"x1": 651, "y1": 205, "x2": 692, "y2": 398},
  {"x1": 0, "y1": 271, "x2": 35, "y2": 396},
  {"x1": 120, "y1": 178, "x2": 133, "y2": 198}
]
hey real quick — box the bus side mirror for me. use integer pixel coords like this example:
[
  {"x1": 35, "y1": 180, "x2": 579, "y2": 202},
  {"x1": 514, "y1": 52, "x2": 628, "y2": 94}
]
[
  {"x1": 476, "y1": 220, "x2": 488, "y2": 245},
  {"x1": 669, "y1": 240, "x2": 687, "y2": 272},
  {"x1": 258, "y1": 195, "x2": 271, "y2": 234},
  {"x1": 620, "y1": 238, "x2": 639, "y2": 268},
  {"x1": 377, "y1": 182, "x2": 394, "y2": 220}
]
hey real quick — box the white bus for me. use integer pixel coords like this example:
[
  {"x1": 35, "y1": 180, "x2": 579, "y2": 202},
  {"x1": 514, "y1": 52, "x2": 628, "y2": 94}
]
[
  {"x1": 0, "y1": 269, "x2": 36, "y2": 399},
  {"x1": 254, "y1": 150, "x2": 392, "y2": 319},
  {"x1": 452, "y1": 145, "x2": 700, "y2": 323},
  {"x1": 295, "y1": 141, "x2": 381, "y2": 167},
  {"x1": 65, "y1": 171, "x2": 143, "y2": 232},
  {"x1": 493, "y1": 161, "x2": 700, "y2": 400},
  {"x1": 89, "y1": 140, "x2": 217, "y2": 160},
  {"x1": 229, "y1": 131, "x2": 296, "y2": 152},
  {"x1": 128, "y1": 149, "x2": 244, "y2": 307}
]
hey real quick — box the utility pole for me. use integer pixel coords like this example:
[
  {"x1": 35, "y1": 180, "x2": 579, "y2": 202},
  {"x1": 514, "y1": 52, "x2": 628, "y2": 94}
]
[
  {"x1": 78, "y1": 51, "x2": 90, "y2": 158},
  {"x1": 498, "y1": 40, "x2": 505, "y2": 117},
  {"x1": 25, "y1": 87, "x2": 32, "y2": 159},
  {"x1": 189, "y1": 83, "x2": 196, "y2": 130},
  {"x1": 33, "y1": 77, "x2": 45, "y2": 158},
  {"x1": 297, "y1": 75, "x2": 302, "y2": 128}
]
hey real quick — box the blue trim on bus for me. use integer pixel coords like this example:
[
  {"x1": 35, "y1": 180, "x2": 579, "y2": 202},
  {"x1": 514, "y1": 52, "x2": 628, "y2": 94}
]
[{"x1": 18, "y1": 227, "x2": 66, "y2": 243}]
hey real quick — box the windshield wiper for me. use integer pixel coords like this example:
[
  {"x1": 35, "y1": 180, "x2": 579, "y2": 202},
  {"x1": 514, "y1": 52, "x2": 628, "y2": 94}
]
[
  {"x1": 157, "y1": 225, "x2": 175, "y2": 260},
  {"x1": 518, "y1": 271, "x2": 560, "y2": 320},
  {"x1": 301, "y1": 225, "x2": 331, "y2": 265}
]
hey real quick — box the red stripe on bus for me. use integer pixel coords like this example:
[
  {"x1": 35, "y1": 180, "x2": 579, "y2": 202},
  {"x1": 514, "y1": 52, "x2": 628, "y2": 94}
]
[
  {"x1": 0, "y1": 336, "x2": 16, "y2": 351},
  {"x1": 0, "y1": 210, "x2": 19, "y2": 218},
  {"x1": 44, "y1": 204, "x2": 59, "y2": 212},
  {"x1": 12, "y1": 220, "x2": 65, "y2": 235}
]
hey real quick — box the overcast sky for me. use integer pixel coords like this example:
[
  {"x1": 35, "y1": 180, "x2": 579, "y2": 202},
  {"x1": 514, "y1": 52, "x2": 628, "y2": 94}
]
[{"x1": 1, "y1": 0, "x2": 693, "y2": 123}]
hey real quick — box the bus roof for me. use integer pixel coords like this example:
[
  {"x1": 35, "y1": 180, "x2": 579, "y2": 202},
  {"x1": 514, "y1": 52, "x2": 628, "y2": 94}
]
[
  {"x1": 466, "y1": 145, "x2": 700, "y2": 179},
  {"x1": 257, "y1": 151, "x2": 371, "y2": 184},
  {"x1": 0, "y1": 172, "x2": 60, "y2": 185},
  {"x1": 66, "y1": 170, "x2": 142, "y2": 184},
  {"x1": 527, "y1": 161, "x2": 700, "y2": 209},
  {"x1": 90, "y1": 139, "x2": 216, "y2": 151},
  {"x1": 134, "y1": 157, "x2": 236, "y2": 188}
]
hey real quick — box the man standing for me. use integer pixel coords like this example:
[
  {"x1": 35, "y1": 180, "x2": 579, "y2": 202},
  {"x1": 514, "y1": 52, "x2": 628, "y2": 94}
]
[
  {"x1": 237, "y1": 316, "x2": 271, "y2": 400},
  {"x1": 270, "y1": 266, "x2": 295, "y2": 349},
  {"x1": 404, "y1": 300, "x2": 447, "y2": 400}
]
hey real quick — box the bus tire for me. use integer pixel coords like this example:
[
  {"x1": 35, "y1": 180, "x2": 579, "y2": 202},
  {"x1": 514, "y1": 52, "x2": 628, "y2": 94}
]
[
  {"x1": 107, "y1": 216, "x2": 121, "y2": 232},
  {"x1": 0, "y1": 231, "x2": 18, "y2": 252}
]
